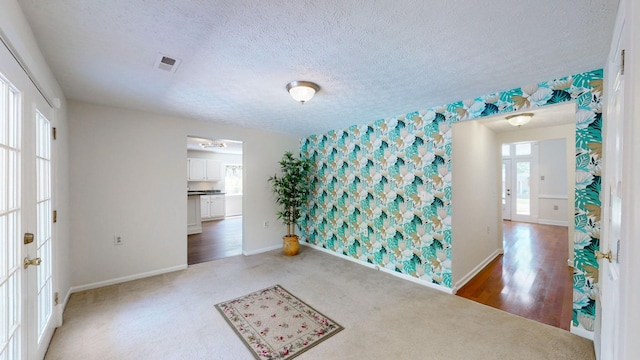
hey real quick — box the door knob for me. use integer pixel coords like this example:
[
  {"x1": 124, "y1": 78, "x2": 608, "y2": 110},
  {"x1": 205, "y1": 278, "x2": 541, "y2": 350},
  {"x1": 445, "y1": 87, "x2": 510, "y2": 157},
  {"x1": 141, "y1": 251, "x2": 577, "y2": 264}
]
[
  {"x1": 595, "y1": 250, "x2": 613, "y2": 263},
  {"x1": 24, "y1": 256, "x2": 42, "y2": 269}
]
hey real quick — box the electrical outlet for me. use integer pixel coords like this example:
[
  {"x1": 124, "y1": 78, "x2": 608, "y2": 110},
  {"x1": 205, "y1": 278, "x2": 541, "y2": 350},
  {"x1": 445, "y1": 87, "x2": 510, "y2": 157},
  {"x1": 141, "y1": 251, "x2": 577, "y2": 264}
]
[
  {"x1": 486, "y1": 225, "x2": 490, "y2": 234},
  {"x1": 363, "y1": 227, "x2": 369, "y2": 236},
  {"x1": 263, "y1": 221, "x2": 269, "y2": 228},
  {"x1": 114, "y1": 235, "x2": 123, "y2": 245},
  {"x1": 553, "y1": 205, "x2": 559, "y2": 210}
]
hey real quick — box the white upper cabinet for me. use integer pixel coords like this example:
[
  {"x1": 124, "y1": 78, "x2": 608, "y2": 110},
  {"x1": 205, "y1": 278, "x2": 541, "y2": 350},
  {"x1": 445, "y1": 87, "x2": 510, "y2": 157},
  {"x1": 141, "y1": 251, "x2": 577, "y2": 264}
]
[
  {"x1": 188, "y1": 158, "x2": 206, "y2": 180},
  {"x1": 188, "y1": 158, "x2": 221, "y2": 181},
  {"x1": 206, "y1": 160, "x2": 221, "y2": 181}
]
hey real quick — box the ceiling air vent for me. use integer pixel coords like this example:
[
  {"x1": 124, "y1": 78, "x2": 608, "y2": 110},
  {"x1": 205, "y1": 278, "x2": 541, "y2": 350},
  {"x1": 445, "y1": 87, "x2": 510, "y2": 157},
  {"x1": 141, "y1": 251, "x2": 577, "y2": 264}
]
[{"x1": 154, "y1": 54, "x2": 182, "y2": 74}]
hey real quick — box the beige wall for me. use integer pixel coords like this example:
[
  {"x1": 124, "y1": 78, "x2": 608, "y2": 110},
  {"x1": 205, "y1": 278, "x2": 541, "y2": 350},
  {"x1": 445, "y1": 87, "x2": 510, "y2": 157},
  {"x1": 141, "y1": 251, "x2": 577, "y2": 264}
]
[
  {"x1": 451, "y1": 120, "x2": 500, "y2": 290},
  {"x1": 69, "y1": 101, "x2": 299, "y2": 289}
]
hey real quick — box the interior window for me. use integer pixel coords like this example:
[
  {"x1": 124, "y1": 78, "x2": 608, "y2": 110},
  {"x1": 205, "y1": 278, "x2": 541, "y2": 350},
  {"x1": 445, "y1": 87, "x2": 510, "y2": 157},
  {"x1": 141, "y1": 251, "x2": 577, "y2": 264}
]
[
  {"x1": 502, "y1": 144, "x2": 511, "y2": 157},
  {"x1": 515, "y1": 143, "x2": 531, "y2": 156},
  {"x1": 225, "y1": 164, "x2": 242, "y2": 194}
]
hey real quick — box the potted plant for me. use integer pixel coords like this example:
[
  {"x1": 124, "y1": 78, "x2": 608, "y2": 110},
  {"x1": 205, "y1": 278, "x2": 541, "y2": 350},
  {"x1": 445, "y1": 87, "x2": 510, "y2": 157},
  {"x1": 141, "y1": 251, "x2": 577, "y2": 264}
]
[{"x1": 268, "y1": 151, "x2": 313, "y2": 255}]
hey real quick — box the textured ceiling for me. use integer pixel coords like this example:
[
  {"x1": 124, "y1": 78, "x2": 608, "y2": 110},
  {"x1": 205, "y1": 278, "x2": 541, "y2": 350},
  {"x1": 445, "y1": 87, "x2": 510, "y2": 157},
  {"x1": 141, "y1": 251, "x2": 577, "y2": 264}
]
[{"x1": 18, "y1": 0, "x2": 617, "y2": 137}]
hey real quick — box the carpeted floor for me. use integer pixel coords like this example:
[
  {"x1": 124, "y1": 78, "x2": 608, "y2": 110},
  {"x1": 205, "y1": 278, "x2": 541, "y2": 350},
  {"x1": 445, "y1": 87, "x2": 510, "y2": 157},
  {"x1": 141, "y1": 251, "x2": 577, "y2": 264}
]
[{"x1": 45, "y1": 246, "x2": 595, "y2": 359}]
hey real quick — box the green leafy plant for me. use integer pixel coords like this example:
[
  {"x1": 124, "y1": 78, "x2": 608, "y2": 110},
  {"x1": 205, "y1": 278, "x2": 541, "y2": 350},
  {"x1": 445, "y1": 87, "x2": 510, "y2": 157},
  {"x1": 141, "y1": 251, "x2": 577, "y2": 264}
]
[{"x1": 268, "y1": 151, "x2": 313, "y2": 236}]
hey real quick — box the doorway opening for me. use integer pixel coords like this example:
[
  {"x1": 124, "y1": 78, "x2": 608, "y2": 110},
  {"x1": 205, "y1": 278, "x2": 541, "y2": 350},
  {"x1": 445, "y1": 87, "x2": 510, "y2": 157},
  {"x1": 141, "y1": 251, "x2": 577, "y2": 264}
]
[
  {"x1": 453, "y1": 102, "x2": 576, "y2": 330},
  {"x1": 186, "y1": 136, "x2": 243, "y2": 265}
]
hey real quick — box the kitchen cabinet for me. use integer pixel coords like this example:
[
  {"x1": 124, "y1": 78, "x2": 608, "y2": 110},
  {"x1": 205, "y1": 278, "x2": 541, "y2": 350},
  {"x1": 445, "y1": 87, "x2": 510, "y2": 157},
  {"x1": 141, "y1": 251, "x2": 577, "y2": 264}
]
[
  {"x1": 201, "y1": 194, "x2": 226, "y2": 220},
  {"x1": 188, "y1": 158, "x2": 206, "y2": 180},
  {"x1": 205, "y1": 160, "x2": 221, "y2": 181},
  {"x1": 187, "y1": 195, "x2": 202, "y2": 234},
  {"x1": 187, "y1": 158, "x2": 221, "y2": 181}
]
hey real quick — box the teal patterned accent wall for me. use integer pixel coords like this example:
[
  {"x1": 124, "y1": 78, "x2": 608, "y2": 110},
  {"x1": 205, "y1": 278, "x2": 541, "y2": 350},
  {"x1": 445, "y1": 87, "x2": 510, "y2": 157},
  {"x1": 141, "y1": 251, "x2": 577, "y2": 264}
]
[{"x1": 300, "y1": 69, "x2": 603, "y2": 332}]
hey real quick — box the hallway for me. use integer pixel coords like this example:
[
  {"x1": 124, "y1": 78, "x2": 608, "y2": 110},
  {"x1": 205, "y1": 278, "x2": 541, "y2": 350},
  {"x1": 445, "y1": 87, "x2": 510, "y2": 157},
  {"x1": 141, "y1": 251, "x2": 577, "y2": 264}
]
[
  {"x1": 187, "y1": 216, "x2": 242, "y2": 265},
  {"x1": 456, "y1": 221, "x2": 573, "y2": 330}
]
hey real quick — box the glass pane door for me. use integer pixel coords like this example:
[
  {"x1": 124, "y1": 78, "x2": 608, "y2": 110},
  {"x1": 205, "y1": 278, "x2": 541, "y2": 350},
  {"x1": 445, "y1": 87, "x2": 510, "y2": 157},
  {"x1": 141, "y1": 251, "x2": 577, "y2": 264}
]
[
  {"x1": 0, "y1": 71, "x2": 22, "y2": 360},
  {"x1": 515, "y1": 160, "x2": 531, "y2": 216},
  {"x1": 35, "y1": 110, "x2": 52, "y2": 343},
  {"x1": 502, "y1": 159, "x2": 512, "y2": 220}
]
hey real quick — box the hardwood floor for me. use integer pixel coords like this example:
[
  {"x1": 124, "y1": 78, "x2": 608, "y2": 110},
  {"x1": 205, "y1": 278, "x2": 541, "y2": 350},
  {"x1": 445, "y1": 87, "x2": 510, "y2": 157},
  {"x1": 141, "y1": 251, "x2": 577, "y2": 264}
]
[
  {"x1": 187, "y1": 216, "x2": 242, "y2": 265},
  {"x1": 456, "y1": 221, "x2": 573, "y2": 330}
]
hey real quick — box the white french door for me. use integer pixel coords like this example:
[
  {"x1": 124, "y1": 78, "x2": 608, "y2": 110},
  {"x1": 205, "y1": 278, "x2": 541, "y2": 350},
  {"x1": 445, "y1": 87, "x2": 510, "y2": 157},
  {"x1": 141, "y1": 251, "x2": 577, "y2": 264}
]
[
  {"x1": 27, "y1": 95, "x2": 55, "y2": 360},
  {"x1": 596, "y1": 10, "x2": 625, "y2": 359},
  {"x1": 1, "y1": 39, "x2": 55, "y2": 360},
  {"x1": 0, "y1": 52, "x2": 23, "y2": 360}
]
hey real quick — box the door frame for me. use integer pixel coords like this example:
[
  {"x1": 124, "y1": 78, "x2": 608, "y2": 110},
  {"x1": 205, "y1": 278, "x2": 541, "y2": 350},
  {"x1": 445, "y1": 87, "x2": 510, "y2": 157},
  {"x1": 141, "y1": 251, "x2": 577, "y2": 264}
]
[{"x1": 501, "y1": 158, "x2": 512, "y2": 220}]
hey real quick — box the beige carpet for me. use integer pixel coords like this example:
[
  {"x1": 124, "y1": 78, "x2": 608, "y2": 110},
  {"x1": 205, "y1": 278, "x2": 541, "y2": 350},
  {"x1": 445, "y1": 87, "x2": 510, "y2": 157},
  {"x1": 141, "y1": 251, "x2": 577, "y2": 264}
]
[{"x1": 45, "y1": 247, "x2": 595, "y2": 359}]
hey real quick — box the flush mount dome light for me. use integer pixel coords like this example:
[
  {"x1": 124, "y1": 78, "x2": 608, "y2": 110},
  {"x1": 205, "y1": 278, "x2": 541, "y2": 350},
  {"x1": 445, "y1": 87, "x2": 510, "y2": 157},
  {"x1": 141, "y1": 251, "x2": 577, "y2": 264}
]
[
  {"x1": 505, "y1": 113, "x2": 534, "y2": 127},
  {"x1": 286, "y1": 81, "x2": 320, "y2": 104}
]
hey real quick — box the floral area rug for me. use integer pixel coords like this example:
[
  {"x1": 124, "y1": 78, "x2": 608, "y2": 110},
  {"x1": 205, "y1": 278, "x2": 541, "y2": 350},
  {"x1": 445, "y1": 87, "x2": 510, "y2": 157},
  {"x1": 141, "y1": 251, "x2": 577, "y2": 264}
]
[{"x1": 215, "y1": 285, "x2": 343, "y2": 359}]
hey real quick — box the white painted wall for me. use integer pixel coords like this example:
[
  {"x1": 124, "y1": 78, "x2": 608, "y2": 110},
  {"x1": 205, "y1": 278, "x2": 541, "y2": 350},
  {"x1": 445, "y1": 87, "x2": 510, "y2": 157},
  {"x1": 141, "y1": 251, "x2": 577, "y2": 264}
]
[
  {"x1": 225, "y1": 194, "x2": 243, "y2": 217},
  {"x1": 69, "y1": 101, "x2": 298, "y2": 288},
  {"x1": 451, "y1": 120, "x2": 501, "y2": 290},
  {"x1": 497, "y1": 122, "x2": 576, "y2": 263},
  {"x1": 538, "y1": 138, "x2": 568, "y2": 226},
  {"x1": 0, "y1": 0, "x2": 71, "y2": 309}
]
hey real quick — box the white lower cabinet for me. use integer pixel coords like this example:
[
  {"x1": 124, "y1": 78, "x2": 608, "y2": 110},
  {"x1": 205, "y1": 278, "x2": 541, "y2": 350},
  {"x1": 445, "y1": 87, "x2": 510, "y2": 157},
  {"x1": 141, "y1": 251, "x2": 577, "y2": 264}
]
[
  {"x1": 200, "y1": 195, "x2": 226, "y2": 220},
  {"x1": 187, "y1": 195, "x2": 202, "y2": 234}
]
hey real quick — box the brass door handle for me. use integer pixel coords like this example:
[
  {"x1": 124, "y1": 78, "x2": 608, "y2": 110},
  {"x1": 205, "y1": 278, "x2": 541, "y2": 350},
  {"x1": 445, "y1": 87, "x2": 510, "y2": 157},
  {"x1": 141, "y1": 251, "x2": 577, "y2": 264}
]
[
  {"x1": 595, "y1": 250, "x2": 613, "y2": 263},
  {"x1": 24, "y1": 257, "x2": 42, "y2": 269}
]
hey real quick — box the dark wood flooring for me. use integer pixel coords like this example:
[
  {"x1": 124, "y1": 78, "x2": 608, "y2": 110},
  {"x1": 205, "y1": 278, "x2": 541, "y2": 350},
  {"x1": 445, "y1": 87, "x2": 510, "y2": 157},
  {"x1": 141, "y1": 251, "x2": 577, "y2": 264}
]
[
  {"x1": 187, "y1": 216, "x2": 242, "y2": 265},
  {"x1": 456, "y1": 221, "x2": 573, "y2": 330}
]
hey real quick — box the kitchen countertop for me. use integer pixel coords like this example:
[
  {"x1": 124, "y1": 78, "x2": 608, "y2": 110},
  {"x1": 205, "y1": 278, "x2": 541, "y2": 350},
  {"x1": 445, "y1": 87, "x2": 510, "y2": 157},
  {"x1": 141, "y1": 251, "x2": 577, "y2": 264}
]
[{"x1": 188, "y1": 190, "x2": 226, "y2": 196}]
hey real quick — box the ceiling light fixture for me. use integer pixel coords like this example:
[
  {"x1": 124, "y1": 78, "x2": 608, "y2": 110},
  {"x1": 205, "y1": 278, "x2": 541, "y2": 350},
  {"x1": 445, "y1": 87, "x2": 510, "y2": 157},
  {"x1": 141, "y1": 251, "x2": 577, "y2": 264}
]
[
  {"x1": 505, "y1": 113, "x2": 534, "y2": 127},
  {"x1": 200, "y1": 141, "x2": 226, "y2": 149},
  {"x1": 286, "y1": 81, "x2": 320, "y2": 104}
]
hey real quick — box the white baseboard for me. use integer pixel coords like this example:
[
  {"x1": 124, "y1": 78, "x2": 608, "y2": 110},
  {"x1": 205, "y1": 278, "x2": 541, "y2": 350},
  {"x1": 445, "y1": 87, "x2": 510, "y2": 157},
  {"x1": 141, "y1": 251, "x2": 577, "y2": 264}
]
[
  {"x1": 187, "y1": 225, "x2": 202, "y2": 235},
  {"x1": 70, "y1": 264, "x2": 188, "y2": 293},
  {"x1": 53, "y1": 288, "x2": 72, "y2": 327},
  {"x1": 301, "y1": 242, "x2": 454, "y2": 294},
  {"x1": 538, "y1": 219, "x2": 569, "y2": 227},
  {"x1": 452, "y1": 249, "x2": 503, "y2": 293},
  {"x1": 571, "y1": 322, "x2": 595, "y2": 340},
  {"x1": 243, "y1": 244, "x2": 281, "y2": 256}
]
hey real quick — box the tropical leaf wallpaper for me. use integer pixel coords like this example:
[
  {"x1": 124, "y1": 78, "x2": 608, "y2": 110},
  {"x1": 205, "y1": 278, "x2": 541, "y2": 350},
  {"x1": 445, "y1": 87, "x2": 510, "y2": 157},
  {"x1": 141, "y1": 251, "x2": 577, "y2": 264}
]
[{"x1": 300, "y1": 69, "x2": 603, "y2": 333}]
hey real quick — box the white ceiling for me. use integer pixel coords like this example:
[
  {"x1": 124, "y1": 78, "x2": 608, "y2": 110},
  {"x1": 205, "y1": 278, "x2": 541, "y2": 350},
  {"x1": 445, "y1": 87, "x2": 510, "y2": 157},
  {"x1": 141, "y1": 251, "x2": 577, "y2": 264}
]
[{"x1": 18, "y1": 0, "x2": 618, "y2": 137}]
